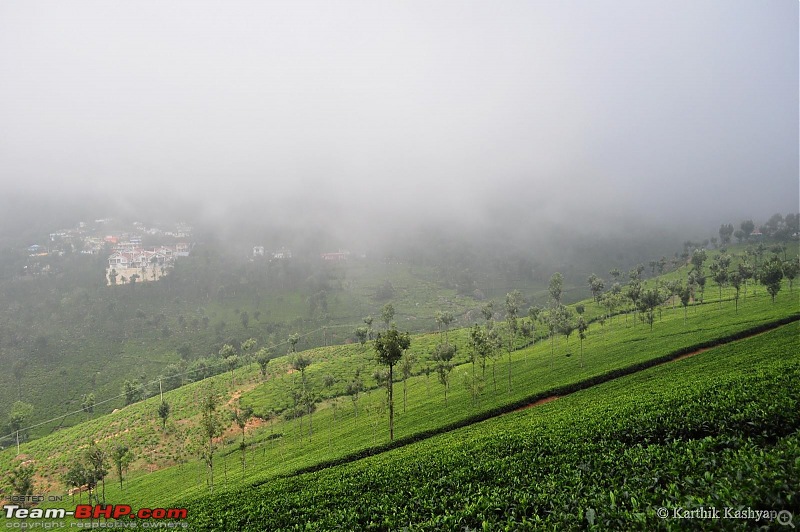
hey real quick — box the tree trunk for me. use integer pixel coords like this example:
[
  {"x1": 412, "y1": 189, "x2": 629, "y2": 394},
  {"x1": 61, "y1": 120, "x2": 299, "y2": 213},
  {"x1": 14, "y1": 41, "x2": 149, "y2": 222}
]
[
  {"x1": 507, "y1": 351, "x2": 512, "y2": 393},
  {"x1": 208, "y1": 439, "x2": 214, "y2": 494},
  {"x1": 388, "y1": 364, "x2": 394, "y2": 441}
]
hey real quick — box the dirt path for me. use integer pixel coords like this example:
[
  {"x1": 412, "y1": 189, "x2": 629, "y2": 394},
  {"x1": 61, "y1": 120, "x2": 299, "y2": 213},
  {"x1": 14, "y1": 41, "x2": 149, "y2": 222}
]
[{"x1": 513, "y1": 396, "x2": 560, "y2": 412}]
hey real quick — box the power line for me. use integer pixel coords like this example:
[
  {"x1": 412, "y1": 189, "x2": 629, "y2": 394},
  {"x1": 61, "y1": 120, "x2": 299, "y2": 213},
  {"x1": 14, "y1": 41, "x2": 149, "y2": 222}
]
[{"x1": 0, "y1": 315, "x2": 462, "y2": 444}]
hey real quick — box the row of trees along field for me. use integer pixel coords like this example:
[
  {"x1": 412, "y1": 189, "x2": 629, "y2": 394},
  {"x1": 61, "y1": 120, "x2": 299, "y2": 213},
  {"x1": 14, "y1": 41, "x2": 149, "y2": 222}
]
[{"x1": 3, "y1": 214, "x2": 797, "y2": 501}]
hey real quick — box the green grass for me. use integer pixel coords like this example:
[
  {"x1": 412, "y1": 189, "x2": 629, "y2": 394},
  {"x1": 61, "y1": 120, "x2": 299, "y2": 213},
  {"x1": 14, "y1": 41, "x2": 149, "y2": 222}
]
[
  {"x1": 7, "y1": 273, "x2": 796, "y2": 518},
  {"x1": 183, "y1": 321, "x2": 800, "y2": 530},
  {"x1": 0, "y1": 254, "x2": 553, "y2": 437}
]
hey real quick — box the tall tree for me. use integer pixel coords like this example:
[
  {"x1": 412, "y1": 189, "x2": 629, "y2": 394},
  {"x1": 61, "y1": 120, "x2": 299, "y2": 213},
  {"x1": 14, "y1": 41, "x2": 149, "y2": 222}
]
[
  {"x1": 373, "y1": 327, "x2": 411, "y2": 440},
  {"x1": 9, "y1": 463, "x2": 35, "y2": 507},
  {"x1": 111, "y1": 445, "x2": 133, "y2": 490},
  {"x1": 719, "y1": 223, "x2": 734, "y2": 245},
  {"x1": 577, "y1": 316, "x2": 588, "y2": 368},
  {"x1": 729, "y1": 272, "x2": 742, "y2": 313},
  {"x1": 255, "y1": 347, "x2": 272, "y2": 379},
  {"x1": 783, "y1": 258, "x2": 799, "y2": 292},
  {"x1": 381, "y1": 303, "x2": 395, "y2": 329},
  {"x1": 469, "y1": 324, "x2": 491, "y2": 382},
  {"x1": 300, "y1": 388, "x2": 317, "y2": 439},
  {"x1": 224, "y1": 354, "x2": 239, "y2": 388},
  {"x1": 549, "y1": 272, "x2": 563, "y2": 305},
  {"x1": 81, "y1": 393, "x2": 95, "y2": 414},
  {"x1": 432, "y1": 341, "x2": 456, "y2": 406},
  {"x1": 547, "y1": 273, "x2": 564, "y2": 366},
  {"x1": 346, "y1": 369, "x2": 365, "y2": 417},
  {"x1": 85, "y1": 444, "x2": 109, "y2": 505},
  {"x1": 200, "y1": 387, "x2": 223, "y2": 494},
  {"x1": 322, "y1": 374, "x2": 337, "y2": 430},
  {"x1": 400, "y1": 352, "x2": 416, "y2": 414},
  {"x1": 288, "y1": 333, "x2": 300, "y2": 354},
  {"x1": 697, "y1": 272, "x2": 708, "y2": 304},
  {"x1": 363, "y1": 316, "x2": 374, "y2": 340},
  {"x1": 527, "y1": 306, "x2": 541, "y2": 346},
  {"x1": 481, "y1": 301, "x2": 494, "y2": 323},
  {"x1": 740, "y1": 219, "x2": 755, "y2": 240},
  {"x1": 291, "y1": 354, "x2": 312, "y2": 393},
  {"x1": 505, "y1": 290, "x2": 524, "y2": 390},
  {"x1": 231, "y1": 405, "x2": 253, "y2": 473},
  {"x1": 588, "y1": 274, "x2": 605, "y2": 303},
  {"x1": 64, "y1": 462, "x2": 88, "y2": 503},
  {"x1": 626, "y1": 277, "x2": 642, "y2": 326},
  {"x1": 9, "y1": 401, "x2": 33, "y2": 454},
  {"x1": 559, "y1": 310, "x2": 575, "y2": 347},
  {"x1": 638, "y1": 288, "x2": 662, "y2": 331},
  {"x1": 240, "y1": 338, "x2": 257, "y2": 367},
  {"x1": 690, "y1": 249, "x2": 707, "y2": 273},
  {"x1": 354, "y1": 327, "x2": 368, "y2": 346},
  {"x1": 760, "y1": 256, "x2": 784, "y2": 303},
  {"x1": 679, "y1": 283, "x2": 692, "y2": 325},
  {"x1": 710, "y1": 254, "x2": 730, "y2": 308},
  {"x1": 157, "y1": 401, "x2": 170, "y2": 431},
  {"x1": 439, "y1": 311, "x2": 455, "y2": 343},
  {"x1": 123, "y1": 380, "x2": 143, "y2": 406}
]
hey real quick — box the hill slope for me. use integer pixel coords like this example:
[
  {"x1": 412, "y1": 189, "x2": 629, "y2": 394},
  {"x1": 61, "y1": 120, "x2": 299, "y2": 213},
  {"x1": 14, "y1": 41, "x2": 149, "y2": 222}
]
[
  {"x1": 4, "y1": 266, "x2": 796, "y2": 520},
  {"x1": 184, "y1": 322, "x2": 800, "y2": 529}
]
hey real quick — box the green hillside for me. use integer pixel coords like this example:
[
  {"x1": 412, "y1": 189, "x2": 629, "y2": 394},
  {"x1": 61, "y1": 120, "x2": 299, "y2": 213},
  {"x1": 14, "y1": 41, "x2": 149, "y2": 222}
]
[
  {"x1": 3, "y1": 257, "x2": 796, "y2": 524},
  {"x1": 184, "y1": 322, "x2": 799, "y2": 529},
  {"x1": 0, "y1": 248, "x2": 555, "y2": 437}
]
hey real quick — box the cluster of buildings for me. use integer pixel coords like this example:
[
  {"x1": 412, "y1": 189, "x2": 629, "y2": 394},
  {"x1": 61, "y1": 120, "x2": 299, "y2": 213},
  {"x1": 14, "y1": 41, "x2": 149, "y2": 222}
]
[
  {"x1": 27, "y1": 219, "x2": 194, "y2": 258},
  {"x1": 107, "y1": 243, "x2": 191, "y2": 270},
  {"x1": 250, "y1": 246, "x2": 352, "y2": 262},
  {"x1": 252, "y1": 246, "x2": 293, "y2": 260},
  {"x1": 105, "y1": 242, "x2": 191, "y2": 285},
  {"x1": 21, "y1": 217, "x2": 194, "y2": 284}
]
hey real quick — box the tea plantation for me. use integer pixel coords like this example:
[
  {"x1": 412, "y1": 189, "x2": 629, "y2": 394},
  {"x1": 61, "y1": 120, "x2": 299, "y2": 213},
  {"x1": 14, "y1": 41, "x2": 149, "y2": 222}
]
[{"x1": 184, "y1": 322, "x2": 799, "y2": 529}]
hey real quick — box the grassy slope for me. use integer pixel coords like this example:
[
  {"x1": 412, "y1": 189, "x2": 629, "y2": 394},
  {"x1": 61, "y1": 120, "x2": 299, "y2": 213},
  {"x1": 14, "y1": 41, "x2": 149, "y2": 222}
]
[
  {"x1": 184, "y1": 322, "x2": 800, "y2": 530},
  {"x1": 0, "y1": 256, "x2": 553, "y2": 436},
  {"x1": 8, "y1": 273, "x2": 796, "y2": 514}
]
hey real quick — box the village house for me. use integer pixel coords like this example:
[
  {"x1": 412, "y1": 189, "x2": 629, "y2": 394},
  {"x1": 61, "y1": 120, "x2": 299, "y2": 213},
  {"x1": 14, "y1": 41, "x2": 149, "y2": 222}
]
[{"x1": 321, "y1": 250, "x2": 350, "y2": 262}]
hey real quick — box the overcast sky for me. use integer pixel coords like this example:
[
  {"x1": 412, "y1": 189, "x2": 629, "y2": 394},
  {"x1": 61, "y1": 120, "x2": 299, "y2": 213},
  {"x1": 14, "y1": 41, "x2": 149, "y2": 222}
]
[{"x1": 0, "y1": 1, "x2": 797, "y2": 239}]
